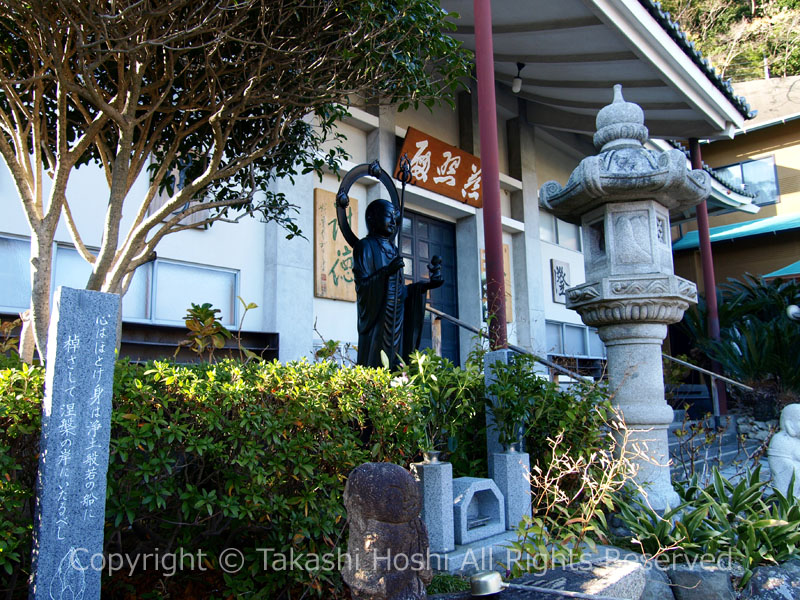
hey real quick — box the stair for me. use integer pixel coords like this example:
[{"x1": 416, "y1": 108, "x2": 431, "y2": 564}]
[{"x1": 668, "y1": 413, "x2": 768, "y2": 481}]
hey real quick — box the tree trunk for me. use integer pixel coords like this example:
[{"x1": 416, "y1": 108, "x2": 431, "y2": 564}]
[
  {"x1": 18, "y1": 309, "x2": 35, "y2": 364},
  {"x1": 27, "y1": 231, "x2": 54, "y2": 362}
]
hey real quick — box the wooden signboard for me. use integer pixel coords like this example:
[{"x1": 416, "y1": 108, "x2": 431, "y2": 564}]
[
  {"x1": 314, "y1": 189, "x2": 357, "y2": 302},
  {"x1": 480, "y1": 244, "x2": 513, "y2": 323},
  {"x1": 395, "y1": 127, "x2": 482, "y2": 208}
]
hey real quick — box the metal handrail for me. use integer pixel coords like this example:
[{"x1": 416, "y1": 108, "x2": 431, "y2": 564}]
[
  {"x1": 425, "y1": 306, "x2": 591, "y2": 381},
  {"x1": 425, "y1": 305, "x2": 753, "y2": 422},
  {"x1": 662, "y1": 352, "x2": 752, "y2": 425},
  {"x1": 662, "y1": 353, "x2": 753, "y2": 392}
]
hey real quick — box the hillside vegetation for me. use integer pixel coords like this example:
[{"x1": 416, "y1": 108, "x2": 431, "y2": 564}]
[{"x1": 660, "y1": 0, "x2": 800, "y2": 80}]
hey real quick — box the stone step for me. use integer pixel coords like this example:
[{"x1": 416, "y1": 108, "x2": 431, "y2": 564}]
[
  {"x1": 668, "y1": 429, "x2": 739, "y2": 450},
  {"x1": 669, "y1": 439, "x2": 764, "y2": 476}
]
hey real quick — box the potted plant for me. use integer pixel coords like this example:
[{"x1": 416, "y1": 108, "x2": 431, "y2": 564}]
[
  {"x1": 403, "y1": 349, "x2": 478, "y2": 460},
  {"x1": 403, "y1": 349, "x2": 479, "y2": 554},
  {"x1": 486, "y1": 353, "x2": 540, "y2": 450}
]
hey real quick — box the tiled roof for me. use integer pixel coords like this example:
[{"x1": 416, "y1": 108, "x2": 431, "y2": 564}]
[
  {"x1": 639, "y1": 0, "x2": 756, "y2": 120},
  {"x1": 669, "y1": 141, "x2": 759, "y2": 198}
]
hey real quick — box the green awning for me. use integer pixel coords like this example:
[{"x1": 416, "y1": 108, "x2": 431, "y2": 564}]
[
  {"x1": 765, "y1": 259, "x2": 800, "y2": 278},
  {"x1": 672, "y1": 213, "x2": 800, "y2": 251}
]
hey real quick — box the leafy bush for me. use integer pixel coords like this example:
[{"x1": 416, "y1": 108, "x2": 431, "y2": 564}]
[
  {"x1": 401, "y1": 349, "x2": 484, "y2": 474},
  {"x1": 494, "y1": 364, "x2": 632, "y2": 576},
  {"x1": 426, "y1": 573, "x2": 469, "y2": 594},
  {"x1": 1, "y1": 356, "x2": 423, "y2": 599},
  {"x1": 0, "y1": 361, "x2": 42, "y2": 591},
  {"x1": 485, "y1": 354, "x2": 541, "y2": 448},
  {"x1": 680, "y1": 274, "x2": 800, "y2": 396},
  {"x1": 617, "y1": 467, "x2": 800, "y2": 586}
]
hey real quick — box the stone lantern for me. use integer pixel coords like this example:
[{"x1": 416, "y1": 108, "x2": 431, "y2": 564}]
[{"x1": 540, "y1": 85, "x2": 710, "y2": 510}]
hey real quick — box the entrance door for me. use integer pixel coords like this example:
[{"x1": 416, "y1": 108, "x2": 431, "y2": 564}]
[{"x1": 399, "y1": 211, "x2": 460, "y2": 364}]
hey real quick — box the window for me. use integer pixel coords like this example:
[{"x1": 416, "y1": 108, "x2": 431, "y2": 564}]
[
  {"x1": 716, "y1": 156, "x2": 779, "y2": 205},
  {"x1": 539, "y1": 211, "x2": 581, "y2": 251},
  {"x1": 0, "y1": 235, "x2": 31, "y2": 311},
  {"x1": 148, "y1": 155, "x2": 210, "y2": 226},
  {"x1": 0, "y1": 236, "x2": 236, "y2": 326},
  {"x1": 539, "y1": 212, "x2": 557, "y2": 244},
  {"x1": 153, "y1": 260, "x2": 237, "y2": 326},
  {"x1": 545, "y1": 320, "x2": 606, "y2": 358},
  {"x1": 52, "y1": 245, "x2": 151, "y2": 321}
]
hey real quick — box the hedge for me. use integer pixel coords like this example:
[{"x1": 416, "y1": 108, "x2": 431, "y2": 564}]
[{"x1": 1, "y1": 357, "x2": 423, "y2": 599}]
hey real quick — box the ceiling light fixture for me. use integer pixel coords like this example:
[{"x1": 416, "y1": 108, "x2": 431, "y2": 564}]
[{"x1": 512, "y1": 62, "x2": 525, "y2": 94}]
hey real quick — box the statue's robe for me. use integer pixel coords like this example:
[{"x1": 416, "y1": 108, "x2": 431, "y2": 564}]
[{"x1": 352, "y1": 235, "x2": 427, "y2": 368}]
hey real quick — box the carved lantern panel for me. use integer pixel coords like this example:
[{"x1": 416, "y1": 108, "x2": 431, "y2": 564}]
[{"x1": 582, "y1": 200, "x2": 673, "y2": 282}]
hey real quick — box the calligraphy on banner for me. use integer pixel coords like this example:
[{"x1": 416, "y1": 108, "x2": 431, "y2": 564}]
[
  {"x1": 314, "y1": 188, "x2": 357, "y2": 302},
  {"x1": 480, "y1": 244, "x2": 513, "y2": 323},
  {"x1": 395, "y1": 127, "x2": 482, "y2": 208}
]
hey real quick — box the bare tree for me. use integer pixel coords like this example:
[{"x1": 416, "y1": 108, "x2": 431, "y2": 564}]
[{"x1": 0, "y1": 0, "x2": 470, "y2": 359}]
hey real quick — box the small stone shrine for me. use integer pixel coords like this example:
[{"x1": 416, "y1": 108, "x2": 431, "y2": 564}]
[
  {"x1": 540, "y1": 85, "x2": 711, "y2": 510},
  {"x1": 342, "y1": 462, "x2": 433, "y2": 600},
  {"x1": 30, "y1": 286, "x2": 120, "y2": 600},
  {"x1": 768, "y1": 404, "x2": 800, "y2": 498}
]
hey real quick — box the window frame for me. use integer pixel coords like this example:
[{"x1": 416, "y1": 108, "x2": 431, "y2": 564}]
[
  {"x1": 545, "y1": 319, "x2": 606, "y2": 359},
  {"x1": 539, "y1": 210, "x2": 582, "y2": 251},
  {"x1": 716, "y1": 155, "x2": 780, "y2": 206},
  {"x1": 0, "y1": 233, "x2": 33, "y2": 313}
]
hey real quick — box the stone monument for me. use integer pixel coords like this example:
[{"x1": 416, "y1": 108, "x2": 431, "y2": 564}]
[
  {"x1": 540, "y1": 85, "x2": 710, "y2": 510},
  {"x1": 30, "y1": 287, "x2": 120, "y2": 600},
  {"x1": 768, "y1": 404, "x2": 800, "y2": 498},
  {"x1": 342, "y1": 462, "x2": 433, "y2": 600}
]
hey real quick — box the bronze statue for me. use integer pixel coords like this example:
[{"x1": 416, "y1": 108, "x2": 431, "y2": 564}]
[{"x1": 336, "y1": 160, "x2": 443, "y2": 369}]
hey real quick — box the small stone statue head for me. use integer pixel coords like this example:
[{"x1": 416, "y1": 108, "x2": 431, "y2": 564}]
[
  {"x1": 780, "y1": 403, "x2": 800, "y2": 438},
  {"x1": 344, "y1": 462, "x2": 422, "y2": 523},
  {"x1": 365, "y1": 199, "x2": 399, "y2": 239}
]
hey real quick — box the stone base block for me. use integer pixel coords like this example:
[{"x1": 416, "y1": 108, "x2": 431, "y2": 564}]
[
  {"x1": 491, "y1": 451, "x2": 532, "y2": 530},
  {"x1": 411, "y1": 460, "x2": 454, "y2": 554}
]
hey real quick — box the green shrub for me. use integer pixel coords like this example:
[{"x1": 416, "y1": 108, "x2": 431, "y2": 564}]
[
  {"x1": 0, "y1": 361, "x2": 42, "y2": 591},
  {"x1": 617, "y1": 467, "x2": 800, "y2": 587},
  {"x1": 400, "y1": 349, "x2": 485, "y2": 475},
  {"x1": 485, "y1": 354, "x2": 540, "y2": 448},
  {"x1": 427, "y1": 572, "x2": 469, "y2": 594},
  {"x1": 1, "y1": 356, "x2": 423, "y2": 599},
  {"x1": 681, "y1": 274, "x2": 800, "y2": 396},
  {"x1": 508, "y1": 402, "x2": 636, "y2": 576}
]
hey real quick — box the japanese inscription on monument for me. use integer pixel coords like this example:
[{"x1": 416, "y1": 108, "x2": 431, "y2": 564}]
[
  {"x1": 395, "y1": 127, "x2": 483, "y2": 207},
  {"x1": 30, "y1": 287, "x2": 120, "y2": 600},
  {"x1": 314, "y1": 188, "x2": 358, "y2": 302}
]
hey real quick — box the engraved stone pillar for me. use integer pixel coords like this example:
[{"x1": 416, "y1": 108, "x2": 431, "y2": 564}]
[{"x1": 540, "y1": 85, "x2": 710, "y2": 511}]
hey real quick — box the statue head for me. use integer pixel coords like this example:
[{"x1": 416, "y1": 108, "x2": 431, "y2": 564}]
[
  {"x1": 344, "y1": 462, "x2": 422, "y2": 523},
  {"x1": 781, "y1": 404, "x2": 800, "y2": 438},
  {"x1": 365, "y1": 199, "x2": 399, "y2": 239}
]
